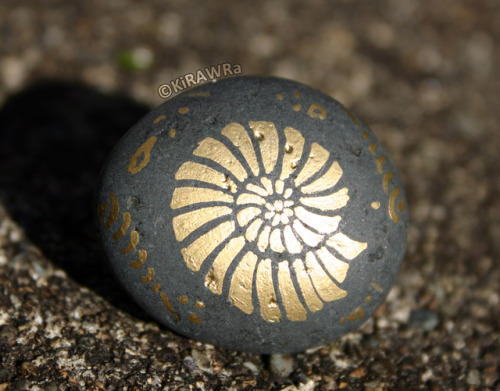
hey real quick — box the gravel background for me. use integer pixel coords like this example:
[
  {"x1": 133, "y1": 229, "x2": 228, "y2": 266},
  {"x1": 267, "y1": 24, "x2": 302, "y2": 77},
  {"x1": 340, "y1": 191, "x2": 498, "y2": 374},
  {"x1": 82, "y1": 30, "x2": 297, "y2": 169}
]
[{"x1": 0, "y1": 0, "x2": 499, "y2": 390}]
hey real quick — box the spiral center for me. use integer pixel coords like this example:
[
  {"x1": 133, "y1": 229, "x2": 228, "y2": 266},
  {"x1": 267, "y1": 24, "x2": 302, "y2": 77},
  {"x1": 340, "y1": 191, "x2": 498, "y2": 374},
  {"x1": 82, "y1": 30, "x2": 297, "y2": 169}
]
[{"x1": 263, "y1": 188, "x2": 295, "y2": 227}]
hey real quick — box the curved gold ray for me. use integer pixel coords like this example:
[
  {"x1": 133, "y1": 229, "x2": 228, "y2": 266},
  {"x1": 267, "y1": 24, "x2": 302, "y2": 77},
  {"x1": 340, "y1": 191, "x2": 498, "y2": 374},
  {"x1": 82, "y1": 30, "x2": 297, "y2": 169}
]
[
  {"x1": 280, "y1": 126, "x2": 305, "y2": 180},
  {"x1": 260, "y1": 177, "x2": 273, "y2": 195},
  {"x1": 299, "y1": 187, "x2": 349, "y2": 212},
  {"x1": 205, "y1": 236, "x2": 246, "y2": 294},
  {"x1": 270, "y1": 228, "x2": 285, "y2": 253},
  {"x1": 315, "y1": 247, "x2": 349, "y2": 283},
  {"x1": 105, "y1": 192, "x2": 119, "y2": 230},
  {"x1": 256, "y1": 259, "x2": 281, "y2": 322},
  {"x1": 246, "y1": 218, "x2": 264, "y2": 242},
  {"x1": 229, "y1": 251, "x2": 258, "y2": 314},
  {"x1": 171, "y1": 187, "x2": 234, "y2": 209},
  {"x1": 305, "y1": 252, "x2": 347, "y2": 302},
  {"x1": 173, "y1": 206, "x2": 232, "y2": 242},
  {"x1": 121, "y1": 230, "x2": 139, "y2": 254},
  {"x1": 283, "y1": 225, "x2": 302, "y2": 254},
  {"x1": 271, "y1": 214, "x2": 280, "y2": 226},
  {"x1": 294, "y1": 206, "x2": 341, "y2": 234},
  {"x1": 141, "y1": 267, "x2": 155, "y2": 283},
  {"x1": 221, "y1": 122, "x2": 260, "y2": 177},
  {"x1": 236, "y1": 193, "x2": 266, "y2": 206},
  {"x1": 326, "y1": 232, "x2": 367, "y2": 260},
  {"x1": 388, "y1": 186, "x2": 401, "y2": 223},
  {"x1": 294, "y1": 143, "x2": 330, "y2": 187},
  {"x1": 301, "y1": 161, "x2": 343, "y2": 194},
  {"x1": 293, "y1": 259, "x2": 323, "y2": 312},
  {"x1": 246, "y1": 183, "x2": 268, "y2": 197},
  {"x1": 181, "y1": 221, "x2": 235, "y2": 271},
  {"x1": 175, "y1": 162, "x2": 238, "y2": 193},
  {"x1": 275, "y1": 180, "x2": 285, "y2": 194},
  {"x1": 249, "y1": 121, "x2": 279, "y2": 174},
  {"x1": 237, "y1": 207, "x2": 262, "y2": 227},
  {"x1": 112, "y1": 212, "x2": 131, "y2": 240},
  {"x1": 383, "y1": 172, "x2": 394, "y2": 194},
  {"x1": 280, "y1": 214, "x2": 290, "y2": 225},
  {"x1": 292, "y1": 220, "x2": 323, "y2": 247},
  {"x1": 130, "y1": 249, "x2": 147, "y2": 269},
  {"x1": 278, "y1": 261, "x2": 307, "y2": 321},
  {"x1": 257, "y1": 225, "x2": 271, "y2": 252},
  {"x1": 193, "y1": 137, "x2": 248, "y2": 182}
]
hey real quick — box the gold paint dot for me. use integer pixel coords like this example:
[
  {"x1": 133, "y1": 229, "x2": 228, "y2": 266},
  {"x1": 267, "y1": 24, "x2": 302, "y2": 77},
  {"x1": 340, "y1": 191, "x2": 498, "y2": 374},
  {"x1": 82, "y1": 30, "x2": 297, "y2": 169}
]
[
  {"x1": 284, "y1": 143, "x2": 293, "y2": 153},
  {"x1": 308, "y1": 104, "x2": 326, "y2": 120},
  {"x1": 255, "y1": 131, "x2": 264, "y2": 141},
  {"x1": 97, "y1": 203, "x2": 108, "y2": 222},
  {"x1": 362, "y1": 131, "x2": 369, "y2": 139},
  {"x1": 188, "y1": 314, "x2": 202, "y2": 324},
  {"x1": 371, "y1": 201, "x2": 381, "y2": 210},
  {"x1": 152, "y1": 283, "x2": 161, "y2": 293},
  {"x1": 397, "y1": 199, "x2": 406, "y2": 212},
  {"x1": 293, "y1": 104, "x2": 302, "y2": 112},
  {"x1": 195, "y1": 300, "x2": 205, "y2": 309},
  {"x1": 140, "y1": 267, "x2": 155, "y2": 283},
  {"x1": 276, "y1": 93, "x2": 284, "y2": 101},
  {"x1": 168, "y1": 129, "x2": 176, "y2": 138},
  {"x1": 153, "y1": 114, "x2": 166, "y2": 124},
  {"x1": 178, "y1": 295, "x2": 188, "y2": 304},
  {"x1": 178, "y1": 107, "x2": 189, "y2": 115},
  {"x1": 370, "y1": 282, "x2": 384, "y2": 292},
  {"x1": 365, "y1": 296, "x2": 373, "y2": 302},
  {"x1": 348, "y1": 307, "x2": 364, "y2": 321},
  {"x1": 291, "y1": 160, "x2": 298, "y2": 169},
  {"x1": 293, "y1": 91, "x2": 301, "y2": 98},
  {"x1": 160, "y1": 291, "x2": 175, "y2": 313},
  {"x1": 174, "y1": 313, "x2": 181, "y2": 322},
  {"x1": 340, "y1": 317, "x2": 346, "y2": 324}
]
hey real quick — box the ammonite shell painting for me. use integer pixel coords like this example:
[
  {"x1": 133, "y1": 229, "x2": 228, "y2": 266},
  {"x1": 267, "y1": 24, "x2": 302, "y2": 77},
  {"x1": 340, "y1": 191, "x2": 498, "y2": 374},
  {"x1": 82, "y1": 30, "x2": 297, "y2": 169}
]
[{"x1": 96, "y1": 76, "x2": 408, "y2": 353}]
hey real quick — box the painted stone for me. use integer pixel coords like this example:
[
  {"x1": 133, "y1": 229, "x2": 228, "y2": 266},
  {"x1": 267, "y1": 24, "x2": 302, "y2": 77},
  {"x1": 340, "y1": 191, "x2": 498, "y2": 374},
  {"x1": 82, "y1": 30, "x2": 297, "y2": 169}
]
[{"x1": 95, "y1": 76, "x2": 408, "y2": 354}]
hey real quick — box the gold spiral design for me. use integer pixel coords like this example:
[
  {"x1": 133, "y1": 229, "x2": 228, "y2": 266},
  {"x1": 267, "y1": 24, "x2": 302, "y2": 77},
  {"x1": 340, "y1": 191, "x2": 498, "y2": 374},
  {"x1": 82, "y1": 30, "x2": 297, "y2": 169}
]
[{"x1": 171, "y1": 121, "x2": 367, "y2": 322}]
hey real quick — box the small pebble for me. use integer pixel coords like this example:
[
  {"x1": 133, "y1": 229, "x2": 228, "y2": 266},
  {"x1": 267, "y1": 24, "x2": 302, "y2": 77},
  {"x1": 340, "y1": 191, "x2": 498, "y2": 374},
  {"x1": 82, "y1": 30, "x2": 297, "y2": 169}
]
[
  {"x1": 467, "y1": 369, "x2": 481, "y2": 386},
  {"x1": 408, "y1": 310, "x2": 439, "y2": 331},
  {"x1": 0, "y1": 324, "x2": 18, "y2": 345},
  {"x1": 270, "y1": 354, "x2": 294, "y2": 378}
]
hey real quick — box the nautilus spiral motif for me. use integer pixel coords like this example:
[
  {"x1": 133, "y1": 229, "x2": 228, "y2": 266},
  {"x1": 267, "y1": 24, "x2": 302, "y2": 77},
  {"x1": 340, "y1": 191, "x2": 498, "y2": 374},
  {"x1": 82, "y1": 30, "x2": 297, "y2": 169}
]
[{"x1": 170, "y1": 121, "x2": 367, "y2": 322}]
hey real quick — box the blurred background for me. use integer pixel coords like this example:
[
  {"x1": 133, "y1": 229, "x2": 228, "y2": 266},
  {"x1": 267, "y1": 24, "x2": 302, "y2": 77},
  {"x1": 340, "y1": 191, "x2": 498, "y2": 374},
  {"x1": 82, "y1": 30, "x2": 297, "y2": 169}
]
[{"x1": 0, "y1": 0, "x2": 499, "y2": 390}]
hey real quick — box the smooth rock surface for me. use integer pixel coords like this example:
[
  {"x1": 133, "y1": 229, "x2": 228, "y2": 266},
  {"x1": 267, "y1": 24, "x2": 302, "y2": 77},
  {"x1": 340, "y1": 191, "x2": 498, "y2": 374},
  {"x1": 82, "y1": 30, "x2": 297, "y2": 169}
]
[{"x1": 95, "y1": 76, "x2": 408, "y2": 353}]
